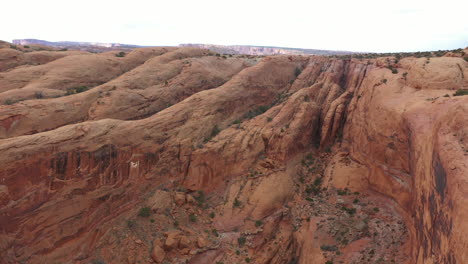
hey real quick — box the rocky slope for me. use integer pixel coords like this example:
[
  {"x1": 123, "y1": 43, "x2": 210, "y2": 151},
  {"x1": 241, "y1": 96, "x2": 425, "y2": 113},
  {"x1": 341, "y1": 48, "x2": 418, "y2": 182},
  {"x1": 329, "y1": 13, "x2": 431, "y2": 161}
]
[{"x1": 0, "y1": 40, "x2": 467, "y2": 264}]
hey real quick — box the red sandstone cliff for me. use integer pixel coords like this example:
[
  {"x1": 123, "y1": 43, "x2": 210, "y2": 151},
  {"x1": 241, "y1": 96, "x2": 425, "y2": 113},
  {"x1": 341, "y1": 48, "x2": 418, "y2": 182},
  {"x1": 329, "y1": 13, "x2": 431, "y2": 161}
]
[{"x1": 0, "y1": 41, "x2": 467, "y2": 264}]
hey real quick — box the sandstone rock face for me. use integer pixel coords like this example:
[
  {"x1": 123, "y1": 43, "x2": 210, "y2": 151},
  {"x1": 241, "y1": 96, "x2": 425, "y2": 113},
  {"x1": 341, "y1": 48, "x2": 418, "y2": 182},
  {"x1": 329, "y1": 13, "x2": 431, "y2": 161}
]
[
  {"x1": 151, "y1": 243, "x2": 165, "y2": 263},
  {"x1": 0, "y1": 43, "x2": 467, "y2": 264}
]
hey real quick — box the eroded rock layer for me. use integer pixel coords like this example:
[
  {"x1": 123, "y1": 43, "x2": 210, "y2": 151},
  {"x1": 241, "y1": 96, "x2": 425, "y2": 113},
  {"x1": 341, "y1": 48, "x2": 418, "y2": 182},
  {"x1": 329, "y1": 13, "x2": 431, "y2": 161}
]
[{"x1": 0, "y1": 43, "x2": 467, "y2": 264}]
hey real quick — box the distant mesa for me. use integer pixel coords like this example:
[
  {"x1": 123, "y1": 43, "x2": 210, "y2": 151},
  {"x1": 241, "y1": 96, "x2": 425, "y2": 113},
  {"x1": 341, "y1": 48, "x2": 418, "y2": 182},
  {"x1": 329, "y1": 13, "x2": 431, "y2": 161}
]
[
  {"x1": 12, "y1": 39, "x2": 357, "y2": 55},
  {"x1": 179, "y1": 43, "x2": 358, "y2": 56}
]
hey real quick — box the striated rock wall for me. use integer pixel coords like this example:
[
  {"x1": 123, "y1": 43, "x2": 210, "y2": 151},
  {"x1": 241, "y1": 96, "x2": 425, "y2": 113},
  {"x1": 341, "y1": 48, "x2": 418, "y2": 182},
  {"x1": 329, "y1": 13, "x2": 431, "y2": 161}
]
[{"x1": 0, "y1": 45, "x2": 467, "y2": 264}]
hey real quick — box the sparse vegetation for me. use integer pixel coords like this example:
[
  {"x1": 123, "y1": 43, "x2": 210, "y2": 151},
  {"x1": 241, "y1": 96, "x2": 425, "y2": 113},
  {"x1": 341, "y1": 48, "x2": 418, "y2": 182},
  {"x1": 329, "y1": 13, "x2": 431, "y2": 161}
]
[
  {"x1": 115, "y1": 51, "x2": 126, "y2": 57},
  {"x1": 194, "y1": 190, "x2": 206, "y2": 207},
  {"x1": 294, "y1": 67, "x2": 302, "y2": 77},
  {"x1": 34, "y1": 91, "x2": 44, "y2": 99},
  {"x1": 127, "y1": 219, "x2": 136, "y2": 228},
  {"x1": 244, "y1": 105, "x2": 271, "y2": 119},
  {"x1": 204, "y1": 125, "x2": 221, "y2": 143},
  {"x1": 209, "y1": 212, "x2": 215, "y2": 218},
  {"x1": 233, "y1": 198, "x2": 242, "y2": 208},
  {"x1": 238, "y1": 236, "x2": 247, "y2": 246},
  {"x1": 255, "y1": 220, "x2": 263, "y2": 227},
  {"x1": 65, "y1": 85, "x2": 89, "y2": 95},
  {"x1": 189, "y1": 213, "x2": 197, "y2": 222},
  {"x1": 454, "y1": 90, "x2": 468, "y2": 96},
  {"x1": 320, "y1": 245, "x2": 338, "y2": 251},
  {"x1": 341, "y1": 206, "x2": 356, "y2": 215},
  {"x1": 4, "y1": 99, "x2": 14, "y2": 105},
  {"x1": 138, "y1": 207, "x2": 151, "y2": 217}
]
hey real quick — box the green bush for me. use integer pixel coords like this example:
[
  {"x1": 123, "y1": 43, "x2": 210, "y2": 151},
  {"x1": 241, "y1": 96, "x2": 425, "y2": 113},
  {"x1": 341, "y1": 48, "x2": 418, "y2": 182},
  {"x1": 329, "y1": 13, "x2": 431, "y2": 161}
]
[
  {"x1": 294, "y1": 67, "x2": 302, "y2": 77},
  {"x1": 127, "y1": 219, "x2": 136, "y2": 228},
  {"x1": 115, "y1": 51, "x2": 126, "y2": 57},
  {"x1": 35, "y1": 91, "x2": 44, "y2": 99},
  {"x1": 454, "y1": 90, "x2": 468, "y2": 96},
  {"x1": 4, "y1": 99, "x2": 14, "y2": 105},
  {"x1": 189, "y1": 213, "x2": 197, "y2": 222},
  {"x1": 255, "y1": 220, "x2": 263, "y2": 227},
  {"x1": 138, "y1": 207, "x2": 151, "y2": 217},
  {"x1": 24, "y1": 45, "x2": 30, "y2": 48},
  {"x1": 204, "y1": 125, "x2": 221, "y2": 142},
  {"x1": 320, "y1": 245, "x2": 338, "y2": 251},
  {"x1": 233, "y1": 198, "x2": 242, "y2": 208},
  {"x1": 66, "y1": 85, "x2": 89, "y2": 95},
  {"x1": 244, "y1": 105, "x2": 270, "y2": 119},
  {"x1": 238, "y1": 236, "x2": 246, "y2": 246}
]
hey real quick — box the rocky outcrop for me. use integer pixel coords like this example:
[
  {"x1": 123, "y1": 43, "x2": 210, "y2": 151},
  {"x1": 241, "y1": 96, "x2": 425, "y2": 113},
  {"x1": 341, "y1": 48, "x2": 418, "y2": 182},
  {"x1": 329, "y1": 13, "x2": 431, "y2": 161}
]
[{"x1": 0, "y1": 45, "x2": 467, "y2": 264}]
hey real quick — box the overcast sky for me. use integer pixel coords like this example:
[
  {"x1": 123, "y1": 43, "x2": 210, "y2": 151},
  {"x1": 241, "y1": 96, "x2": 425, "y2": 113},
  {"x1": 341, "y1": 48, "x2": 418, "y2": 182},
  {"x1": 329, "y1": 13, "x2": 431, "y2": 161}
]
[{"x1": 2, "y1": 0, "x2": 467, "y2": 52}]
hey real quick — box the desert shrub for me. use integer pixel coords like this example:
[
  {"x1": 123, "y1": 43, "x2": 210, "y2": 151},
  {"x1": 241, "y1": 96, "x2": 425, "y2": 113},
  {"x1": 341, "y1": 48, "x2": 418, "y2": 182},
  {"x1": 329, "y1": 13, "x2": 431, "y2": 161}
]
[
  {"x1": 209, "y1": 212, "x2": 215, "y2": 218},
  {"x1": 337, "y1": 189, "x2": 348, "y2": 195},
  {"x1": 464, "y1": 57, "x2": 468, "y2": 62},
  {"x1": 204, "y1": 125, "x2": 221, "y2": 142},
  {"x1": 35, "y1": 91, "x2": 44, "y2": 99},
  {"x1": 24, "y1": 45, "x2": 30, "y2": 48},
  {"x1": 4, "y1": 99, "x2": 14, "y2": 105},
  {"x1": 320, "y1": 245, "x2": 338, "y2": 251},
  {"x1": 212, "y1": 229, "x2": 219, "y2": 237},
  {"x1": 189, "y1": 213, "x2": 197, "y2": 222},
  {"x1": 238, "y1": 236, "x2": 246, "y2": 246},
  {"x1": 245, "y1": 257, "x2": 251, "y2": 263},
  {"x1": 255, "y1": 220, "x2": 263, "y2": 227},
  {"x1": 341, "y1": 206, "x2": 356, "y2": 215},
  {"x1": 294, "y1": 67, "x2": 302, "y2": 77},
  {"x1": 244, "y1": 105, "x2": 270, "y2": 119},
  {"x1": 115, "y1": 51, "x2": 126, "y2": 57},
  {"x1": 194, "y1": 190, "x2": 205, "y2": 207},
  {"x1": 138, "y1": 207, "x2": 151, "y2": 217},
  {"x1": 127, "y1": 219, "x2": 136, "y2": 228},
  {"x1": 454, "y1": 90, "x2": 468, "y2": 96},
  {"x1": 233, "y1": 198, "x2": 242, "y2": 208},
  {"x1": 66, "y1": 85, "x2": 89, "y2": 95}
]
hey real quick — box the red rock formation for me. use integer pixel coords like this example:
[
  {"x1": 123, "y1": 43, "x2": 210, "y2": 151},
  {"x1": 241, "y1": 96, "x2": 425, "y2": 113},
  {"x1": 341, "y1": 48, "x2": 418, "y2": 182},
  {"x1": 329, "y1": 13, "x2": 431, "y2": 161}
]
[{"x1": 0, "y1": 42, "x2": 467, "y2": 264}]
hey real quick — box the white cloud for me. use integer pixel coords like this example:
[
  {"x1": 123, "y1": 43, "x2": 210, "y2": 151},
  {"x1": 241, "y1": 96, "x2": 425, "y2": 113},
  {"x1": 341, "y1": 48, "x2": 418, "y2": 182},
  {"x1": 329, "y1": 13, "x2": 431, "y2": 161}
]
[{"x1": 1, "y1": 0, "x2": 467, "y2": 52}]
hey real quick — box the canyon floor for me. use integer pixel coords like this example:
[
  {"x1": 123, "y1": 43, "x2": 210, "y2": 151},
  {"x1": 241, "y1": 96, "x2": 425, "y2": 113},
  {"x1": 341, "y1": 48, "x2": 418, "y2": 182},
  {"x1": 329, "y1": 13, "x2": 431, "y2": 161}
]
[{"x1": 0, "y1": 41, "x2": 467, "y2": 264}]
